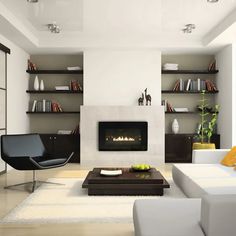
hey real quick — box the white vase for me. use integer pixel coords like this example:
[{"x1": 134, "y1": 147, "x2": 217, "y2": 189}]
[
  {"x1": 40, "y1": 80, "x2": 44, "y2": 91},
  {"x1": 172, "y1": 119, "x2": 179, "y2": 134},
  {"x1": 33, "y1": 75, "x2": 39, "y2": 90}
]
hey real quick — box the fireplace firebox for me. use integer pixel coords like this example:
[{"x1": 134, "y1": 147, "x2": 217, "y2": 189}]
[{"x1": 98, "y1": 122, "x2": 148, "y2": 151}]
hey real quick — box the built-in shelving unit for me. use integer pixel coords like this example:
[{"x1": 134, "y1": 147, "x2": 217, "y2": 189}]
[
  {"x1": 26, "y1": 69, "x2": 83, "y2": 74},
  {"x1": 26, "y1": 55, "x2": 83, "y2": 164}
]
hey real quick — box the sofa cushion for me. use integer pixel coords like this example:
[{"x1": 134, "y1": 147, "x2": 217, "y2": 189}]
[
  {"x1": 221, "y1": 146, "x2": 236, "y2": 167},
  {"x1": 173, "y1": 164, "x2": 236, "y2": 198},
  {"x1": 133, "y1": 198, "x2": 203, "y2": 236},
  {"x1": 201, "y1": 194, "x2": 236, "y2": 236}
]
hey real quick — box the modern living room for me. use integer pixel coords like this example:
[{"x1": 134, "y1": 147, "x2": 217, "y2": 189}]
[{"x1": 0, "y1": 0, "x2": 236, "y2": 235}]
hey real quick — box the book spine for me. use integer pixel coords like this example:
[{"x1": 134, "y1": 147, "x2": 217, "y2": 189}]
[
  {"x1": 197, "y1": 78, "x2": 201, "y2": 91},
  {"x1": 32, "y1": 100, "x2": 37, "y2": 112},
  {"x1": 43, "y1": 99, "x2": 46, "y2": 112}
]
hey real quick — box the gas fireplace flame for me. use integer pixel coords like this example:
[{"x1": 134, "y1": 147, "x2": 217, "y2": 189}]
[{"x1": 113, "y1": 136, "x2": 135, "y2": 142}]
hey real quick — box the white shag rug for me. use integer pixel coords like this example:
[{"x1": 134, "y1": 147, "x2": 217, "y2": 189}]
[{"x1": 1, "y1": 178, "x2": 186, "y2": 224}]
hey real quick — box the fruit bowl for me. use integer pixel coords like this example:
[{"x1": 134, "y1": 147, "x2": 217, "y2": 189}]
[{"x1": 131, "y1": 164, "x2": 151, "y2": 172}]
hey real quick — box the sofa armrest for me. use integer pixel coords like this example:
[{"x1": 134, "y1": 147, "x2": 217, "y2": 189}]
[
  {"x1": 201, "y1": 194, "x2": 236, "y2": 236},
  {"x1": 192, "y1": 149, "x2": 229, "y2": 164}
]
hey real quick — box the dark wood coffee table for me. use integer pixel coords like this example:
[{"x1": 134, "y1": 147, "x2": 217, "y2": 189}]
[{"x1": 82, "y1": 168, "x2": 170, "y2": 195}]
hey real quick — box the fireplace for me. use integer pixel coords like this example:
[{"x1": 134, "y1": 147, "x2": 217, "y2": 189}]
[{"x1": 98, "y1": 122, "x2": 148, "y2": 151}]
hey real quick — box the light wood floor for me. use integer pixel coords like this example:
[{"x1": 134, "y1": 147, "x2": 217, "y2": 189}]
[{"x1": 0, "y1": 164, "x2": 172, "y2": 236}]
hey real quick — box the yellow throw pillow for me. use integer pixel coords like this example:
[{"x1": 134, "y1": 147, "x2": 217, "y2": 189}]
[{"x1": 221, "y1": 146, "x2": 236, "y2": 167}]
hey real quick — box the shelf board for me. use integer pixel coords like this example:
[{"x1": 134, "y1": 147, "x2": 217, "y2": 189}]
[
  {"x1": 165, "y1": 111, "x2": 197, "y2": 114},
  {"x1": 161, "y1": 70, "x2": 219, "y2": 74},
  {"x1": 26, "y1": 111, "x2": 80, "y2": 114},
  {"x1": 162, "y1": 90, "x2": 219, "y2": 94},
  {"x1": 26, "y1": 69, "x2": 83, "y2": 74},
  {"x1": 165, "y1": 111, "x2": 218, "y2": 114},
  {"x1": 26, "y1": 90, "x2": 83, "y2": 94}
]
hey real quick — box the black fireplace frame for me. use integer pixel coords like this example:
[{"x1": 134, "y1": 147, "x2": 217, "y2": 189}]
[{"x1": 98, "y1": 121, "x2": 148, "y2": 151}]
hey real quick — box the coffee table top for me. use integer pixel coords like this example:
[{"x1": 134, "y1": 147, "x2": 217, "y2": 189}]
[{"x1": 82, "y1": 168, "x2": 169, "y2": 188}]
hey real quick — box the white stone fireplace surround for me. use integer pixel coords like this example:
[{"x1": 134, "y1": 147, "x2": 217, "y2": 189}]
[{"x1": 80, "y1": 106, "x2": 164, "y2": 167}]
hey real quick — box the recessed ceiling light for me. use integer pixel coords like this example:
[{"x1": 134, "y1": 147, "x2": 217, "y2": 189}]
[
  {"x1": 182, "y1": 24, "x2": 196, "y2": 34},
  {"x1": 207, "y1": 0, "x2": 219, "y2": 3},
  {"x1": 47, "y1": 22, "x2": 61, "y2": 34},
  {"x1": 27, "y1": 0, "x2": 38, "y2": 3}
]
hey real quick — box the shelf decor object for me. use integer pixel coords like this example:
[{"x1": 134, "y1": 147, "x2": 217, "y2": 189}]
[
  {"x1": 192, "y1": 90, "x2": 219, "y2": 150},
  {"x1": 39, "y1": 80, "x2": 44, "y2": 91},
  {"x1": 172, "y1": 119, "x2": 179, "y2": 134},
  {"x1": 33, "y1": 75, "x2": 39, "y2": 90}
]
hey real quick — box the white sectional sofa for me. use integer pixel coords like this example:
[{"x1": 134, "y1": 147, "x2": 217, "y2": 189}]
[
  {"x1": 173, "y1": 149, "x2": 236, "y2": 198},
  {"x1": 133, "y1": 194, "x2": 236, "y2": 236},
  {"x1": 133, "y1": 149, "x2": 236, "y2": 236}
]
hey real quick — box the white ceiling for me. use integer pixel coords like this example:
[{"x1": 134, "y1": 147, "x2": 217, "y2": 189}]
[{"x1": 0, "y1": 0, "x2": 236, "y2": 54}]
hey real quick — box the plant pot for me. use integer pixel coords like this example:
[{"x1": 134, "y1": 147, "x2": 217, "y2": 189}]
[{"x1": 192, "y1": 142, "x2": 216, "y2": 150}]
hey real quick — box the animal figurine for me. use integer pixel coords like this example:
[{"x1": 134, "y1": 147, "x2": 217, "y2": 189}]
[
  {"x1": 138, "y1": 93, "x2": 144, "y2": 105},
  {"x1": 144, "y1": 88, "x2": 151, "y2": 106}
]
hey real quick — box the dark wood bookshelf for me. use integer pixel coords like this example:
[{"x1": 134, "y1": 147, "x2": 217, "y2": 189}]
[
  {"x1": 26, "y1": 111, "x2": 80, "y2": 114},
  {"x1": 161, "y1": 70, "x2": 218, "y2": 74},
  {"x1": 26, "y1": 90, "x2": 83, "y2": 94},
  {"x1": 162, "y1": 90, "x2": 219, "y2": 94},
  {"x1": 26, "y1": 69, "x2": 83, "y2": 74}
]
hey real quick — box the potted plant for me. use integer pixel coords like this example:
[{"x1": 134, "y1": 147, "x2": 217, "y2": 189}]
[{"x1": 192, "y1": 90, "x2": 219, "y2": 150}]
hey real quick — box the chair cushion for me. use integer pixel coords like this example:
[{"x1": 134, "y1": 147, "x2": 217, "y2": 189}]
[
  {"x1": 32, "y1": 156, "x2": 67, "y2": 167},
  {"x1": 221, "y1": 147, "x2": 236, "y2": 166}
]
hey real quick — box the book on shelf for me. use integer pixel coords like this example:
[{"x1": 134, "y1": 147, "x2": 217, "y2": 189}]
[
  {"x1": 163, "y1": 63, "x2": 178, "y2": 71},
  {"x1": 185, "y1": 79, "x2": 191, "y2": 91},
  {"x1": 67, "y1": 66, "x2": 82, "y2": 71},
  {"x1": 31, "y1": 100, "x2": 37, "y2": 112},
  {"x1": 55, "y1": 86, "x2": 70, "y2": 90},
  {"x1": 70, "y1": 80, "x2": 83, "y2": 92},
  {"x1": 57, "y1": 130, "x2": 72, "y2": 135},
  {"x1": 72, "y1": 124, "x2": 80, "y2": 134},
  {"x1": 42, "y1": 99, "x2": 46, "y2": 112},
  {"x1": 51, "y1": 102, "x2": 63, "y2": 112},
  {"x1": 173, "y1": 108, "x2": 189, "y2": 112}
]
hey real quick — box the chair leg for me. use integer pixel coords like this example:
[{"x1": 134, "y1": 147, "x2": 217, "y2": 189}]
[
  {"x1": 5, "y1": 170, "x2": 64, "y2": 193},
  {"x1": 4, "y1": 181, "x2": 34, "y2": 189}
]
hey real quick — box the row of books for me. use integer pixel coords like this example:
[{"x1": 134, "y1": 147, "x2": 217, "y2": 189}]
[
  {"x1": 54, "y1": 81, "x2": 83, "y2": 91},
  {"x1": 162, "y1": 100, "x2": 189, "y2": 112},
  {"x1": 31, "y1": 100, "x2": 63, "y2": 112},
  {"x1": 172, "y1": 79, "x2": 217, "y2": 92},
  {"x1": 162, "y1": 100, "x2": 174, "y2": 112},
  {"x1": 70, "y1": 80, "x2": 83, "y2": 91}
]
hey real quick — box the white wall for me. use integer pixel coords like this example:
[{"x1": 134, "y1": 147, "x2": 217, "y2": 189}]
[
  {"x1": 83, "y1": 50, "x2": 161, "y2": 106},
  {"x1": 215, "y1": 45, "x2": 235, "y2": 148},
  {"x1": 0, "y1": 34, "x2": 30, "y2": 134},
  {"x1": 232, "y1": 45, "x2": 236, "y2": 146},
  {"x1": 0, "y1": 33, "x2": 29, "y2": 171}
]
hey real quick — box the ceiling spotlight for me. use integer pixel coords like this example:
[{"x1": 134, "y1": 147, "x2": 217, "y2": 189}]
[
  {"x1": 207, "y1": 0, "x2": 219, "y2": 3},
  {"x1": 182, "y1": 24, "x2": 196, "y2": 34},
  {"x1": 47, "y1": 23, "x2": 61, "y2": 34},
  {"x1": 27, "y1": 0, "x2": 38, "y2": 3}
]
